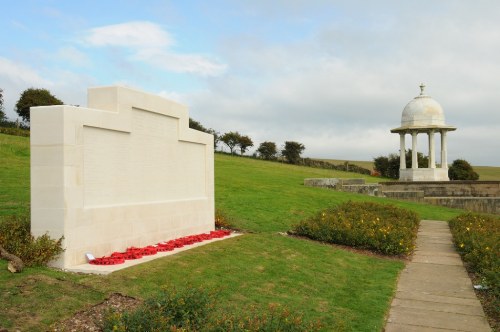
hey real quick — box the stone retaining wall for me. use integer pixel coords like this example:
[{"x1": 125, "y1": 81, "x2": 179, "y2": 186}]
[
  {"x1": 305, "y1": 178, "x2": 499, "y2": 214},
  {"x1": 424, "y1": 197, "x2": 500, "y2": 215},
  {"x1": 380, "y1": 181, "x2": 500, "y2": 197}
]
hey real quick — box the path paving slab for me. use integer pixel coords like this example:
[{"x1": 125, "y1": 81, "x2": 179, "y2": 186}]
[{"x1": 385, "y1": 220, "x2": 491, "y2": 332}]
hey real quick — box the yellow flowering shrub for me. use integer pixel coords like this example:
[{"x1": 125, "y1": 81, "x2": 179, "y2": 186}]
[
  {"x1": 292, "y1": 201, "x2": 419, "y2": 256},
  {"x1": 449, "y1": 213, "x2": 499, "y2": 319}
]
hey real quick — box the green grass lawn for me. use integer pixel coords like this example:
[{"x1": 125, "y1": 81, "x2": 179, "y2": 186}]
[
  {"x1": 0, "y1": 133, "x2": 471, "y2": 331},
  {"x1": 474, "y1": 166, "x2": 500, "y2": 181},
  {"x1": 215, "y1": 153, "x2": 461, "y2": 232},
  {"x1": 0, "y1": 134, "x2": 30, "y2": 216}
]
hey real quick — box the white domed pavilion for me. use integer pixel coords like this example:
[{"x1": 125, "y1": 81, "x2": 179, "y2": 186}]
[{"x1": 391, "y1": 84, "x2": 456, "y2": 181}]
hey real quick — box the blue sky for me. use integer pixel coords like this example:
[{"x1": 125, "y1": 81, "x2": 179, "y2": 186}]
[{"x1": 1, "y1": 0, "x2": 499, "y2": 165}]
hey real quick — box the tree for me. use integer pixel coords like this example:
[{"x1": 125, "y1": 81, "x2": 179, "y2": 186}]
[
  {"x1": 374, "y1": 149, "x2": 429, "y2": 179},
  {"x1": 220, "y1": 131, "x2": 241, "y2": 154},
  {"x1": 206, "y1": 128, "x2": 220, "y2": 150},
  {"x1": 237, "y1": 135, "x2": 253, "y2": 155},
  {"x1": 257, "y1": 141, "x2": 278, "y2": 160},
  {"x1": 189, "y1": 118, "x2": 220, "y2": 150},
  {"x1": 449, "y1": 159, "x2": 479, "y2": 180},
  {"x1": 0, "y1": 88, "x2": 5, "y2": 122},
  {"x1": 405, "y1": 149, "x2": 428, "y2": 170},
  {"x1": 189, "y1": 118, "x2": 207, "y2": 132},
  {"x1": 15, "y1": 88, "x2": 63, "y2": 122},
  {"x1": 282, "y1": 141, "x2": 305, "y2": 164}
]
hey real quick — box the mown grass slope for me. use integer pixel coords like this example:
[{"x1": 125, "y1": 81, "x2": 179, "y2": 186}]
[
  {"x1": 0, "y1": 134, "x2": 30, "y2": 216},
  {"x1": 215, "y1": 153, "x2": 461, "y2": 232},
  {"x1": 0, "y1": 133, "x2": 465, "y2": 331}
]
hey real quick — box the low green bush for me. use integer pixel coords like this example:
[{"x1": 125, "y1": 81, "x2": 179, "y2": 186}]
[
  {"x1": 449, "y1": 213, "x2": 499, "y2": 319},
  {"x1": 0, "y1": 214, "x2": 64, "y2": 266},
  {"x1": 103, "y1": 286, "x2": 321, "y2": 331},
  {"x1": 292, "y1": 201, "x2": 420, "y2": 256},
  {"x1": 214, "y1": 208, "x2": 234, "y2": 229},
  {"x1": 210, "y1": 303, "x2": 322, "y2": 331},
  {"x1": 104, "y1": 286, "x2": 216, "y2": 331}
]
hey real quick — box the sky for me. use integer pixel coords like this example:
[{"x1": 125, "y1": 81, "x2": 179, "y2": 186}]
[{"x1": 1, "y1": 1, "x2": 499, "y2": 166}]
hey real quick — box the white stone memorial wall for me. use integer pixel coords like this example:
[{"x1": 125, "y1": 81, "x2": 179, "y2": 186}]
[{"x1": 30, "y1": 86, "x2": 214, "y2": 269}]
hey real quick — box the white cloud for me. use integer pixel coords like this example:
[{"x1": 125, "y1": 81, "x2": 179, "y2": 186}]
[
  {"x1": 157, "y1": 90, "x2": 188, "y2": 104},
  {"x1": 185, "y1": 2, "x2": 500, "y2": 165},
  {"x1": 57, "y1": 46, "x2": 90, "y2": 67},
  {"x1": 0, "y1": 57, "x2": 95, "y2": 120},
  {"x1": 81, "y1": 21, "x2": 226, "y2": 76},
  {"x1": 0, "y1": 56, "x2": 52, "y2": 88},
  {"x1": 134, "y1": 49, "x2": 227, "y2": 76},
  {"x1": 83, "y1": 21, "x2": 173, "y2": 48},
  {"x1": 0, "y1": 57, "x2": 54, "y2": 119}
]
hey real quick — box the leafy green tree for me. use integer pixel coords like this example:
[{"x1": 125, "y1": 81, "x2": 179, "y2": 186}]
[
  {"x1": 282, "y1": 141, "x2": 305, "y2": 164},
  {"x1": 374, "y1": 149, "x2": 429, "y2": 179},
  {"x1": 0, "y1": 88, "x2": 5, "y2": 121},
  {"x1": 257, "y1": 141, "x2": 278, "y2": 160},
  {"x1": 15, "y1": 88, "x2": 63, "y2": 122},
  {"x1": 189, "y1": 118, "x2": 220, "y2": 150},
  {"x1": 374, "y1": 154, "x2": 400, "y2": 179},
  {"x1": 449, "y1": 159, "x2": 479, "y2": 180},
  {"x1": 206, "y1": 128, "x2": 220, "y2": 150},
  {"x1": 221, "y1": 131, "x2": 241, "y2": 154},
  {"x1": 405, "y1": 149, "x2": 428, "y2": 170},
  {"x1": 237, "y1": 135, "x2": 253, "y2": 155},
  {"x1": 189, "y1": 118, "x2": 207, "y2": 132}
]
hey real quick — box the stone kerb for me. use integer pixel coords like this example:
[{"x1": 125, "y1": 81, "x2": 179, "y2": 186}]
[{"x1": 30, "y1": 86, "x2": 214, "y2": 269}]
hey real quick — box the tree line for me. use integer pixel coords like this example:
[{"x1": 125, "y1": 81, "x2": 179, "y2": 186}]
[
  {"x1": 189, "y1": 118, "x2": 306, "y2": 164},
  {"x1": 1, "y1": 87, "x2": 480, "y2": 177},
  {"x1": 1, "y1": 87, "x2": 308, "y2": 164}
]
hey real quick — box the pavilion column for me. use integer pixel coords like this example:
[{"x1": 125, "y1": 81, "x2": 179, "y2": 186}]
[
  {"x1": 411, "y1": 131, "x2": 418, "y2": 169},
  {"x1": 428, "y1": 130, "x2": 436, "y2": 168},
  {"x1": 441, "y1": 130, "x2": 448, "y2": 169},
  {"x1": 399, "y1": 133, "x2": 406, "y2": 169}
]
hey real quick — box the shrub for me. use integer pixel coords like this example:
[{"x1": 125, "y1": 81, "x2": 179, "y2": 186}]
[
  {"x1": 0, "y1": 126, "x2": 30, "y2": 137},
  {"x1": 215, "y1": 208, "x2": 234, "y2": 229},
  {"x1": 449, "y1": 213, "x2": 499, "y2": 319},
  {"x1": 373, "y1": 149, "x2": 428, "y2": 179},
  {"x1": 448, "y1": 159, "x2": 479, "y2": 180},
  {"x1": 103, "y1": 286, "x2": 216, "y2": 331},
  {"x1": 0, "y1": 215, "x2": 64, "y2": 266},
  {"x1": 103, "y1": 286, "x2": 321, "y2": 331},
  {"x1": 210, "y1": 303, "x2": 322, "y2": 331},
  {"x1": 292, "y1": 201, "x2": 420, "y2": 256}
]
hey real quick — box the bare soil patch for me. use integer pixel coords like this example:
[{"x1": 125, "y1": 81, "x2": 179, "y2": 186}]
[{"x1": 50, "y1": 293, "x2": 141, "y2": 332}]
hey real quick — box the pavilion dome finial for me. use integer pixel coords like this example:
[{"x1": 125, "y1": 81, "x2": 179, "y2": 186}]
[{"x1": 419, "y1": 83, "x2": 426, "y2": 96}]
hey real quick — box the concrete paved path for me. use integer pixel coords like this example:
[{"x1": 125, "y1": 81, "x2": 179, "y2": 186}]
[{"x1": 385, "y1": 220, "x2": 491, "y2": 332}]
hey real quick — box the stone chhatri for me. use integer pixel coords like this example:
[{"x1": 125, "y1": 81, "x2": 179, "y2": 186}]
[{"x1": 391, "y1": 84, "x2": 456, "y2": 181}]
